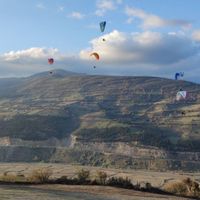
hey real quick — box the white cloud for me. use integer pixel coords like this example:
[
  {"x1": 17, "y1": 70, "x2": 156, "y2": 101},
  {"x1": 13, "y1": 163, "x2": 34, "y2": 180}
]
[
  {"x1": 192, "y1": 30, "x2": 200, "y2": 41},
  {"x1": 0, "y1": 31, "x2": 200, "y2": 83},
  {"x1": 80, "y1": 30, "x2": 198, "y2": 66},
  {"x1": 116, "y1": 0, "x2": 123, "y2": 4},
  {"x1": 3, "y1": 48, "x2": 60, "y2": 61},
  {"x1": 68, "y1": 12, "x2": 85, "y2": 19},
  {"x1": 95, "y1": 0, "x2": 116, "y2": 16},
  {"x1": 86, "y1": 24, "x2": 99, "y2": 30},
  {"x1": 0, "y1": 47, "x2": 91, "y2": 77},
  {"x1": 125, "y1": 6, "x2": 191, "y2": 29},
  {"x1": 126, "y1": 17, "x2": 134, "y2": 24},
  {"x1": 58, "y1": 6, "x2": 64, "y2": 12},
  {"x1": 36, "y1": 3, "x2": 45, "y2": 9},
  {"x1": 97, "y1": 0, "x2": 116, "y2": 10}
]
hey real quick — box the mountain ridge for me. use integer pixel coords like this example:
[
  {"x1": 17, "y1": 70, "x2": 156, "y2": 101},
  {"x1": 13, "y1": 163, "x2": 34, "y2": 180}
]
[{"x1": 29, "y1": 69, "x2": 87, "y2": 78}]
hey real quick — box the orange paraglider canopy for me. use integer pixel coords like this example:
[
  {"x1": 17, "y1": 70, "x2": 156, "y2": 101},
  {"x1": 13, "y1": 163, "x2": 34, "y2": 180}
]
[{"x1": 90, "y1": 52, "x2": 100, "y2": 60}]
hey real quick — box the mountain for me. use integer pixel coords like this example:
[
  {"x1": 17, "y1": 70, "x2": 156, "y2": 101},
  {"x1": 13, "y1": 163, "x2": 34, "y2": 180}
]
[
  {"x1": 0, "y1": 70, "x2": 200, "y2": 171},
  {"x1": 30, "y1": 69, "x2": 86, "y2": 78}
]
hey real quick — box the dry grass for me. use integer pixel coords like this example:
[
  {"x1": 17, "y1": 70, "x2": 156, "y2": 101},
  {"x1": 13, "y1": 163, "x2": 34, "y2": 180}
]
[
  {"x1": 0, "y1": 163, "x2": 200, "y2": 188},
  {"x1": 164, "y1": 178, "x2": 200, "y2": 198},
  {"x1": 0, "y1": 174, "x2": 25, "y2": 182}
]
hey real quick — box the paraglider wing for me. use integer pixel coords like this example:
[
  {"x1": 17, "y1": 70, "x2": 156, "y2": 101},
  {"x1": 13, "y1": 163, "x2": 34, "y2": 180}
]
[
  {"x1": 176, "y1": 91, "x2": 187, "y2": 101},
  {"x1": 100, "y1": 21, "x2": 106, "y2": 32},
  {"x1": 90, "y1": 52, "x2": 100, "y2": 60},
  {"x1": 48, "y1": 58, "x2": 54, "y2": 65},
  {"x1": 175, "y1": 73, "x2": 180, "y2": 80},
  {"x1": 175, "y1": 72, "x2": 184, "y2": 80}
]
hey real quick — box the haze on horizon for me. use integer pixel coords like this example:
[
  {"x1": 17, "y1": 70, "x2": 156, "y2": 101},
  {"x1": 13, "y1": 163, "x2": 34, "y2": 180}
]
[{"x1": 0, "y1": 0, "x2": 200, "y2": 83}]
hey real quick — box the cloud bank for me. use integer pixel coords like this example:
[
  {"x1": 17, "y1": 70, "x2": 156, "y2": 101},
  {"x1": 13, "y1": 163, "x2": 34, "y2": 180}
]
[
  {"x1": 80, "y1": 30, "x2": 198, "y2": 65},
  {"x1": 95, "y1": 0, "x2": 118, "y2": 16},
  {"x1": 0, "y1": 31, "x2": 200, "y2": 82},
  {"x1": 68, "y1": 11, "x2": 85, "y2": 19}
]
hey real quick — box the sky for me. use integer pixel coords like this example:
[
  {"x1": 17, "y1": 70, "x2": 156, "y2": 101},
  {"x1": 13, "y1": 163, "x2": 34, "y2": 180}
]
[{"x1": 0, "y1": 0, "x2": 200, "y2": 83}]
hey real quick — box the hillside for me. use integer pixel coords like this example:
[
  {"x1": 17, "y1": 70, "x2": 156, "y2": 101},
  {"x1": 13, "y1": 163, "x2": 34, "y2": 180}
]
[{"x1": 0, "y1": 70, "x2": 200, "y2": 170}]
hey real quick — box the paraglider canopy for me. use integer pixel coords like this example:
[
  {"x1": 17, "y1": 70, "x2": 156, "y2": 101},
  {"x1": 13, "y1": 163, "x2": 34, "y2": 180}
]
[
  {"x1": 48, "y1": 58, "x2": 54, "y2": 65},
  {"x1": 90, "y1": 52, "x2": 100, "y2": 60},
  {"x1": 176, "y1": 90, "x2": 187, "y2": 101},
  {"x1": 100, "y1": 21, "x2": 106, "y2": 32},
  {"x1": 175, "y1": 72, "x2": 184, "y2": 80}
]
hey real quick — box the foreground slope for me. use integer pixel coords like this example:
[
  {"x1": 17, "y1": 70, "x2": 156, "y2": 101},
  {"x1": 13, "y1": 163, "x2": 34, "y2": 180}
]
[
  {"x1": 0, "y1": 185, "x2": 193, "y2": 200},
  {"x1": 0, "y1": 70, "x2": 200, "y2": 170}
]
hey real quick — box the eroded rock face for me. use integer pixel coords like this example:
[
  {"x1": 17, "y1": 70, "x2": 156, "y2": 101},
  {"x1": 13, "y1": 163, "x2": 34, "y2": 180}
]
[
  {"x1": 0, "y1": 137, "x2": 199, "y2": 171},
  {"x1": 72, "y1": 141, "x2": 200, "y2": 161},
  {"x1": 0, "y1": 137, "x2": 70, "y2": 147}
]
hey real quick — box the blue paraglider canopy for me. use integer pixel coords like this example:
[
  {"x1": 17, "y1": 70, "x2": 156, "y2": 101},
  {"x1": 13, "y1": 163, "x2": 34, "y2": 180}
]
[
  {"x1": 100, "y1": 21, "x2": 106, "y2": 32},
  {"x1": 175, "y1": 72, "x2": 184, "y2": 80}
]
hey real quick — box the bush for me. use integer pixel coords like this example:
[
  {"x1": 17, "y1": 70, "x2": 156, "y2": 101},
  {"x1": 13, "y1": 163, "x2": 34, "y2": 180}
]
[
  {"x1": 145, "y1": 182, "x2": 152, "y2": 190},
  {"x1": 164, "y1": 181, "x2": 188, "y2": 195},
  {"x1": 77, "y1": 169, "x2": 90, "y2": 183},
  {"x1": 95, "y1": 171, "x2": 107, "y2": 185},
  {"x1": 107, "y1": 177, "x2": 133, "y2": 189},
  {"x1": 164, "y1": 178, "x2": 200, "y2": 198},
  {"x1": 54, "y1": 176, "x2": 76, "y2": 184},
  {"x1": 28, "y1": 168, "x2": 53, "y2": 183}
]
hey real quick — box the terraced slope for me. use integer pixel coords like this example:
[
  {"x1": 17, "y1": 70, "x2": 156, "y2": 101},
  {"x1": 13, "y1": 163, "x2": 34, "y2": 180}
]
[{"x1": 0, "y1": 70, "x2": 200, "y2": 170}]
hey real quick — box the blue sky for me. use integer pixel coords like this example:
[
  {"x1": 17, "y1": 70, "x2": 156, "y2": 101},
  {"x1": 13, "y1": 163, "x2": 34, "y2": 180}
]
[{"x1": 0, "y1": 0, "x2": 200, "y2": 83}]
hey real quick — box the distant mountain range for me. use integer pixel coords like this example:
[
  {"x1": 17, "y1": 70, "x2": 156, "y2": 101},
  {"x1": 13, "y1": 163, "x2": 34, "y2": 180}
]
[{"x1": 0, "y1": 69, "x2": 200, "y2": 171}]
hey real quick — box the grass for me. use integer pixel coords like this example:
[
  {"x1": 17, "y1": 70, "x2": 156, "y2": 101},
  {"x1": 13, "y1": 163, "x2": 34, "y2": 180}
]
[
  {"x1": 0, "y1": 168, "x2": 196, "y2": 199},
  {"x1": 0, "y1": 174, "x2": 26, "y2": 183}
]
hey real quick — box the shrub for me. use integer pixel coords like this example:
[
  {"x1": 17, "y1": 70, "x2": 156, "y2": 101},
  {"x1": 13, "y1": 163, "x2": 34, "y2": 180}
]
[
  {"x1": 183, "y1": 178, "x2": 200, "y2": 197},
  {"x1": 54, "y1": 176, "x2": 75, "y2": 184},
  {"x1": 107, "y1": 177, "x2": 133, "y2": 189},
  {"x1": 164, "y1": 178, "x2": 200, "y2": 197},
  {"x1": 77, "y1": 169, "x2": 90, "y2": 183},
  {"x1": 145, "y1": 182, "x2": 152, "y2": 190},
  {"x1": 95, "y1": 171, "x2": 107, "y2": 185},
  {"x1": 164, "y1": 181, "x2": 188, "y2": 195},
  {"x1": 135, "y1": 182, "x2": 141, "y2": 190},
  {"x1": 28, "y1": 168, "x2": 53, "y2": 183}
]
